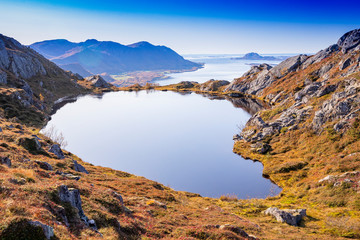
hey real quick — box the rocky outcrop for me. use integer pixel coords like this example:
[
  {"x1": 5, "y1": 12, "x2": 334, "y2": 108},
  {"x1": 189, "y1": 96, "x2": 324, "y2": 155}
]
[
  {"x1": 58, "y1": 185, "x2": 90, "y2": 224},
  {"x1": 73, "y1": 160, "x2": 89, "y2": 174},
  {"x1": 84, "y1": 75, "x2": 111, "y2": 88},
  {"x1": 318, "y1": 171, "x2": 360, "y2": 189},
  {"x1": 264, "y1": 207, "x2": 306, "y2": 226},
  {"x1": 0, "y1": 34, "x2": 47, "y2": 79},
  {"x1": 49, "y1": 144, "x2": 65, "y2": 159},
  {"x1": 226, "y1": 55, "x2": 309, "y2": 96},
  {"x1": 199, "y1": 80, "x2": 229, "y2": 91},
  {"x1": 337, "y1": 29, "x2": 360, "y2": 53}
]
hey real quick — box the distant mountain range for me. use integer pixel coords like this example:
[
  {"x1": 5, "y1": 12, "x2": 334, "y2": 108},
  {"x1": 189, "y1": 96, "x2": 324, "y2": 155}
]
[
  {"x1": 30, "y1": 39, "x2": 202, "y2": 77},
  {"x1": 231, "y1": 52, "x2": 288, "y2": 61}
]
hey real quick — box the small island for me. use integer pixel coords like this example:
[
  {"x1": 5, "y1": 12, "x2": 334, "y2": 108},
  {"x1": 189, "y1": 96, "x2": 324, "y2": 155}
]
[{"x1": 231, "y1": 52, "x2": 284, "y2": 61}]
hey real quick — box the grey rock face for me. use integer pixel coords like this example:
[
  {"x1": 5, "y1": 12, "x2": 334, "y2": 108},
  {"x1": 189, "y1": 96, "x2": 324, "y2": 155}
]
[
  {"x1": 0, "y1": 157, "x2": 11, "y2": 167},
  {"x1": 84, "y1": 75, "x2": 111, "y2": 88},
  {"x1": 58, "y1": 185, "x2": 88, "y2": 222},
  {"x1": 270, "y1": 54, "x2": 308, "y2": 79},
  {"x1": 0, "y1": 34, "x2": 47, "y2": 79},
  {"x1": 302, "y1": 44, "x2": 339, "y2": 69},
  {"x1": 337, "y1": 29, "x2": 360, "y2": 53},
  {"x1": 225, "y1": 64, "x2": 273, "y2": 95},
  {"x1": 73, "y1": 160, "x2": 89, "y2": 174},
  {"x1": 49, "y1": 144, "x2": 65, "y2": 159},
  {"x1": 35, "y1": 161, "x2": 53, "y2": 171},
  {"x1": 312, "y1": 83, "x2": 358, "y2": 131},
  {"x1": 264, "y1": 207, "x2": 306, "y2": 226},
  {"x1": 29, "y1": 221, "x2": 54, "y2": 240}
]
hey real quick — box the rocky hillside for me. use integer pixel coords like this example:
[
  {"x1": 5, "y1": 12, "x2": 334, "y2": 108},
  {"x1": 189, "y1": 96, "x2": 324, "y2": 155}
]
[
  {"x1": 229, "y1": 29, "x2": 360, "y2": 238},
  {"x1": 30, "y1": 39, "x2": 202, "y2": 76},
  {"x1": 0, "y1": 34, "x2": 91, "y2": 126}
]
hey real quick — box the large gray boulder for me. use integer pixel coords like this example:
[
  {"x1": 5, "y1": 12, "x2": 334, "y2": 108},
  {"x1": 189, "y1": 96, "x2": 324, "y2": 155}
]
[
  {"x1": 49, "y1": 144, "x2": 65, "y2": 159},
  {"x1": 84, "y1": 75, "x2": 111, "y2": 88},
  {"x1": 29, "y1": 221, "x2": 54, "y2": 240},
  {"x1": 58, "y1": 185, "x2": 88, "y2": 223},
  {"x1": 73, "y1": 160, "x2": 89, "y2": 174},
  {"x1": 264, "y1": 207, "x2": 306, "y2": 226},
  {"x1": 337, "y1": 29, "x2": 360, "y2": 53}
]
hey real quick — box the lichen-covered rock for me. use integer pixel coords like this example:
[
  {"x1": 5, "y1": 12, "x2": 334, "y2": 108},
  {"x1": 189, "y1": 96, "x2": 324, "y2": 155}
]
[
  {"x1": 49, "y1": 144, "x2": 65, "y2": 159},
  {"x1": 264, "y1": 207, "x2": 306, "y2": 226}
]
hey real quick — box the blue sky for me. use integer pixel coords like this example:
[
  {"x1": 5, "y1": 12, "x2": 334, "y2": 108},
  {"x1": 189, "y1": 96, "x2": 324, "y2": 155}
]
[{"x1": 1, "y1": 0, "x2": 359, "y2": 53}]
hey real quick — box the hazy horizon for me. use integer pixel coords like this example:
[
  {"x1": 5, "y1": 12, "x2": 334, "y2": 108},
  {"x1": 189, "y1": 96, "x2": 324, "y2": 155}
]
[{"x1": 1, "y1": 0, "x2": 359, "y2": 54}]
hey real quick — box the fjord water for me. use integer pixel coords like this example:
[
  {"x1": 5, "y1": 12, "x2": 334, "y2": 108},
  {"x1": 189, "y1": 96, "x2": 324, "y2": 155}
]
[
  {"x1": 155, "y1": 54, "x2": 284, "y2": 85},
  {"x1": 44, "y1": 91, "x2": 280, "y2": 198}
]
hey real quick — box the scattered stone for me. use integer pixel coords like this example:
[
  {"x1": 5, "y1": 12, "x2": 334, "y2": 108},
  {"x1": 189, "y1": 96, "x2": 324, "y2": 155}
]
[
  {"x1": 28, "y1": 221, "x2": 54, "y2": 240},
  {"x1": 49, "y1": 144, "x2": 65, "y2": 159},
  {"x1": 0, "y1": 157, "x2": 11, "y2": 167},
  {"x1": 264, "y1": 207, "x2": 306, "y2": 226},
  {"x1": 35, "y1": 160, "x2": 53, "y2": 171},
  {"x1": 9, "y1": 177, "x2": 26, "y2": 185},
  {"x1": 73, "y1": 160, "x2": 89, "y2": 174},
  {"x1": 56, "y1": 171, "x2": 80, "y2": 181}
]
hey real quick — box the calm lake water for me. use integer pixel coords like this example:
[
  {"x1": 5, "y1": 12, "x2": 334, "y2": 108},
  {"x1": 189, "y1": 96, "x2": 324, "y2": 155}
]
[
  {"x1": 155, "y1": 54, "x2": 285, "y2": 85},
  {"x1": 44, "y1": 91, "x2": 281, "y2": 198}
]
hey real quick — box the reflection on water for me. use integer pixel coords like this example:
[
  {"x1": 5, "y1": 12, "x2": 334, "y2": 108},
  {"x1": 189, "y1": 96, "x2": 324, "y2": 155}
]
[{"x1": 44, "y1": 91, "x2": 281, "y2": 198}]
